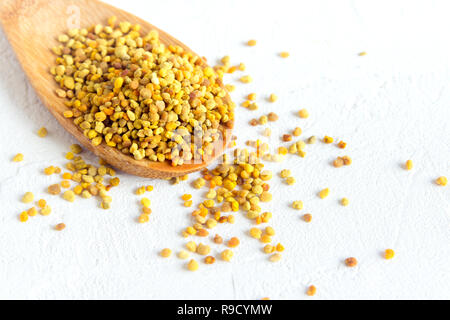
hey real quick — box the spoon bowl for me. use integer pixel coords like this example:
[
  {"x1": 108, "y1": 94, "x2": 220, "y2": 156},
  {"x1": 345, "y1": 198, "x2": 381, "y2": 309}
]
[{"x1": 0, "y1": 0, "x2": 232, "y2": 178}]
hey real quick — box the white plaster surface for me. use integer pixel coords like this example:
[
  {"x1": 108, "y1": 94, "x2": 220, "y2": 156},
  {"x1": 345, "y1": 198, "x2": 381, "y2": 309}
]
[{"x1": 0, "y1": 0, "x2": 449, "y2": 300}]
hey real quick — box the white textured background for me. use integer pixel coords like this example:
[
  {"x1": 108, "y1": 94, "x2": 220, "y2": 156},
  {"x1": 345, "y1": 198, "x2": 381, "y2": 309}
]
[{"x1": 0, "y1": 0, "x2": 449, "y2": 300}]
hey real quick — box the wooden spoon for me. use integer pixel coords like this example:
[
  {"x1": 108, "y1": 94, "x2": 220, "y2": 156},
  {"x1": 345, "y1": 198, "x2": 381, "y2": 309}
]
[{"x1": 0, "y1": 0, "x2": 232, "y2": 178}]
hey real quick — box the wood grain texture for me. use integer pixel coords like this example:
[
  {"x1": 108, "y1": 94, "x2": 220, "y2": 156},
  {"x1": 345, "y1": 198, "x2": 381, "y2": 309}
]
[{"x1": 0, "y1": 0, "x2": 232, "y2": 178}]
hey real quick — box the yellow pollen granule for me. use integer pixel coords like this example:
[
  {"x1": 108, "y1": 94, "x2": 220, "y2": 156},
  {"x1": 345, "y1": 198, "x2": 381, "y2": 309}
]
[
  {"x1": 37, "y1": 127, "x2": 48, "y2": 138},
  {"x1": 138, "y1": 214, "x2": 149, "y2": 223},
  {"x1": 40, "y1": 205, "x2": 52, "y2": 216},
  {"x1": 187, "y1": 259, "x2": 199, "y2": 271},
  {"x1": 141, "y1": 198, "x2": 151, "y2": 208},
  {"x1": 160, "y1": 248, "x2": 172, "y2": 258},
  {"x1": 63, "y1": 190, "x2": 75, "y2": 202},
  {"x1": 405, "y1": 160, "x2": 413, "y2": 171},
  {"x1": 240, "y1": 75, "x2": 253, "y2": 83},
  {"x1": 37, "y1": 199, "x2": 47, "y2": 208},
  {"x1": 221, "y1": 249, "x2": 234, "y2": 262},
  {"x1": 292, "y1": 201, "x2": 303, "y2": 210},
  {"x1": 19, "y1": 212, "x2": 29, "y2": 222},
  {"x1": 298, "y1": 109, "x2": 309, "y2": 119},
  {"x1": 269, "y1": 253, "x2": 282, "y2": 262},
  {"x1": 55, "y1": 223, "x2": 66, "y2": 231},
  {"x1": 436, "y1": 176, "x2": 447, "y2": 186},
  {"x1": 306, "y1": 285, "x2": 317, "y2": 296},
  {"x1": 22, "y1": 192, "x2": 34, "y2": 204},
  {"x1": 27, "y1": 207, "x2": 37, "y2": 217},
  {"x1": 13, "y1": 153, "x2": 24, "y2": 162},
  {"x1": 319, "y1": 188, "x2": 330, "y2": 199},
  {"x1": 384, "y1": 249, "x2": 395, "y2": 260},
  {"x1": 177, "y1": 251, "x2": 190, "y2": 260}
]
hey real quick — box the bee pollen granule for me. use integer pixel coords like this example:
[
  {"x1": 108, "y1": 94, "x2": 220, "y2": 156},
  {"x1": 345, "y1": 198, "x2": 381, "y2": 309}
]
[
  {"x1": 187, "y1": 259, "x2": 199, "y2": 271},
  {"x1": 436, "y1": 176, "x2": 447, "y2": 186},
  {"x1": 13, "y1": 153, "x2": 24, "y2": 162},
  {"x1": 405, "y1": 160, "x2": 413, "y2": 170},
  {"x1": 306, "y1": 285, "x2": 317, "y2": 296},
  {"x1": 22, "y1": 192, "x2": 34, "y2": 204},
  {"x1": 345, "y1": 257, "x2": 358, "y2": 267},
  {"x1": 160, "y1": 248, "x2": 172, "y2": 258},
  {"x1": 55, "y1": 223, "x2": 66, "y2": 231},
  {"x1": 384, "y1": 249, "x2": 395, "y2": 260}
]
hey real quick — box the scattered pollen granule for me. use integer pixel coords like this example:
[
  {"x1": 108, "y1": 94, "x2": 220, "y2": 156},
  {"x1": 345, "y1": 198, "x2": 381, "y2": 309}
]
[
  {"x1": 323, "y1": 136, "x2": 334, "y2": 144},
  {"x1": 247, "y1": 39, "x2": 257, "y2": 46},
  {"x1": 61, "y1": 180, "x2": 71, "y2": 189},
  {"x1": 138, "y1": 214, "x2": 149, "y2": 224},
  {"x1": 37, "y1": 199, "x2": 47, "y2": 209},
  {"x1": 341, "y1": 198, "x2": 349, "y2": 206},
  {"x1": 141, "y1": 198, "x2": 151, "y2": 208},
  {"x1": 280, "y1": 52, "x2": 290, "y2": 58},
  {"x1": 37, "y1": 127, "x2": 48, "y2": 138},
  {"x1": 227, "y1": 237, "x2": 240, "y2": 248},
  {"x1": 184, "y1": 200, "x2": 193, "y2": 207},
  {"x1": 196, "y1": 243, "x2": 211, "y2": 256},
  {"x1": 269, "y1": 94, "x2": 278, "y2": 102},
  {"x1": 63, "y1": 190, "x2": 75, "y2": 202},
  {"x1": 338, "y1": 141, "x2": 347, "y2": 149},
  {"x1": 268, "y1": 112, "x2": 279, "y2": 122},
  {"x1": 298, "y1": 109, "x2": 309, "y2": 119},
  {"x1": 265, "y1": 226, "x2": 275, "y2": 236},
  {"x1": 264, "y1": 245, "x2": 274, "y2": 254},
  {"x1": 27, "y1": 207, "x2": 37, "y2": 217},
  {"x1": 70, "y1": 144, "x2": 83, "y2": 154},
  {"x1": 40, "y1": 205, "x2": 52, "y2": 216},
  {"x1": 250, "y1": 228, "x2": 262, "y2": 239},
  {"x1": 307, "y1": 136, "x2": 317, "y2": 144},
  {"x1": 405, "y1": 160, "x2": 413, "y2": 171},
  {"x1": 177, "y1": 251, "x2": 190, "y2": 260},
  {"x1": 319, "y1": 188, "x2": 330, "y2": 199},
  {"x1": 292, "y1": 201, "x2": 303, "y2": 210},
  {"x1": 221, "y1": 249, "x2": 234, "y2": 262},
  {"x1": 285, "y1": 177, "x2": 296, "y2": 185},
  {"x1": 205, "y1": 256, "x2": 216, "y2": 265},
  {"x1": 19, "y1": 212, "x2": 29, "y2": 222},
  {"x1": 333, "y1": 157, "x2": 344, "y2": 168},
  {"x1": 358, "y1": 51, "x2": 367, "y2": 56},
  {"x1": 13, "y1": 153, "x2": 24, "y2": 162},
  {"x1": 306, "y1": 285, "x2": 317, "y2": 296},
  {"x1": 55, "y1": 223, "x2": 66, "y2": 231},
  {"x1": 22, "y1": 192, "x2": 34, "y2": 204},
  {"x1": 293, "y1": 127, "x2": 302, "y2": 137},
  {"x1": 214, "y1": 234, "x2": 224, "y2": 244},
  {"x1": 48, "y1": 184, "x2": 61, "y2": 195},
  {"x1": 436, "y1": 176, "x2": 447, "y2": 186},
  {"x1": 302, "y1": 214, "x2": 312, "y2": 223},
  {"x1": 345, "y1": 257, "x2": 358, "y2": 267},
  {"x1": 187, "y1": 259, "x2": 199, "y2": 271},
  {"x1": 240, "y1": 75, "x2": 253, "y2": 83},
  {"x1": 384, "y1": 249, "x2": 395, "y2": 260},
  {"x1": 160, "y1": 248, "x2": 172, "y2": 258},
  {"x1": 181, "y1": 194, "x2": 192, "y2": 201},
  {"x1": 269, "y1": 253, "x2": 282, "y2": 262}
]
